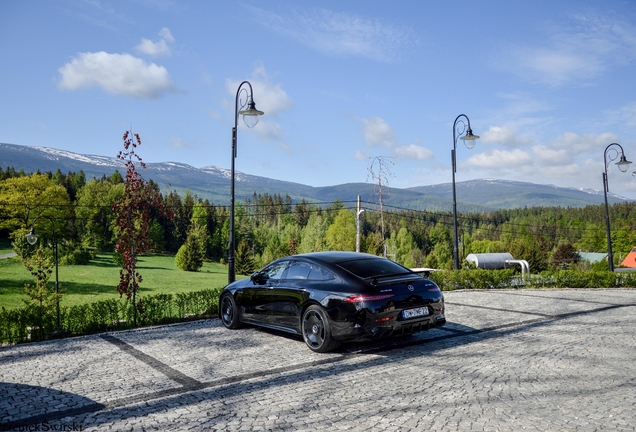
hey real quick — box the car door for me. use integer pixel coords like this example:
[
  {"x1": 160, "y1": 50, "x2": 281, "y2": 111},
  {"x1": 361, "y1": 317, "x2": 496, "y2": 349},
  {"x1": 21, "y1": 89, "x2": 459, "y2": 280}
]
[
  {"x1": 267, "y1": 260, "x2": 313, "y2": 329},
  {"x1": 236, "y1": 260, "x2": 289, "y2": 324}
]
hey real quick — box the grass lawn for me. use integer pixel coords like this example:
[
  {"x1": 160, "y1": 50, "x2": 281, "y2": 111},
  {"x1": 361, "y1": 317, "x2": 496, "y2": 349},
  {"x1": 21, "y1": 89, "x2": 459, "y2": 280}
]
[{"x1": 0, "y1": 253, "x2": 235, "y2": 310}]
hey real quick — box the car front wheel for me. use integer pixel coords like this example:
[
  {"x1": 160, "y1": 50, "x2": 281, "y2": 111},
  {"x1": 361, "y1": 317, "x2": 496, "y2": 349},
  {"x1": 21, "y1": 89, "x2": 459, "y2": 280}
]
[
  {"x1": 219, "y1": 293, "x2": 242, "y2": 329},
  {"x1": 301, "y1": 305, "x2": 340, "y2": 353}
]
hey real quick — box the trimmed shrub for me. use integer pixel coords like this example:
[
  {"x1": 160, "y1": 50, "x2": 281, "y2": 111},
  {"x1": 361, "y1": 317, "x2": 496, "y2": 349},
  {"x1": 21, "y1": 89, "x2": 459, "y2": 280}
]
[{"x1": 0, "y1": 287, "x2": 223, "y2": 345}]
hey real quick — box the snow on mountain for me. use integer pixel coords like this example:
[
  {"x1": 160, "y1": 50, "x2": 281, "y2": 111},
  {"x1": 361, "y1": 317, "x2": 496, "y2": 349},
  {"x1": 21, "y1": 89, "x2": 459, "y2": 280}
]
[{"x1": 34, "y1": 146, "x2": 126, "y2": 168}]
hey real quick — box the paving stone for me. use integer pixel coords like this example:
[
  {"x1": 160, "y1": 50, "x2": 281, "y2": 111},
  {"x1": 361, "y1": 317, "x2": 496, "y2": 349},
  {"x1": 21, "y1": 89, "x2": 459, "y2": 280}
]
[{"x1": 1, "y1": 288, "x2": 635, "y2": 431}]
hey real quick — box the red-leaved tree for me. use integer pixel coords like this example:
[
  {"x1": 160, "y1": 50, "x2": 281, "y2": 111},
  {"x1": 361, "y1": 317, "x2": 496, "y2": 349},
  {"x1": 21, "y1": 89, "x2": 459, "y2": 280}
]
[{"x1": 112, "y1": 131, "x2": 169, "y2": 324}]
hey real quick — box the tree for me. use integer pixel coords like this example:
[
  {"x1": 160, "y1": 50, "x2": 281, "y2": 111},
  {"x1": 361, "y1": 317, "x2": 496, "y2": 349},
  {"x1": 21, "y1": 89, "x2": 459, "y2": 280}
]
[
  {"x1": 551, "y1": 243, "x2": 579, "y2": 269},
  {"x1": 325, "y1": 209, "x2": 356, "y2": 251},
  {"x1": 235, "y1": 240, "x2": 256, "y2": 275},
  {"x1": 22, "y1": 248, "x2": 62, "y2": 340},
  {"x1": 0, "y1": 173, "x2": 71, "y2": 234},
  {"x1": 76, "y1": 179, "x2": 124, "y2": 250},
  {"x1": 175, "y1": 228, "x2": 205, "y2": 271},
  {"x1": 393, "y1": 227, "x2": 418, "y2": 268},
  {"x1": 367, "y1": 156, "x2": 394, "y2": 256},
  {"x1": 293, "y1": 199, "x2": 310, "y2": 228},
  {"x1": 112, "y1": 131, "x2": 169, "y2": 324}
]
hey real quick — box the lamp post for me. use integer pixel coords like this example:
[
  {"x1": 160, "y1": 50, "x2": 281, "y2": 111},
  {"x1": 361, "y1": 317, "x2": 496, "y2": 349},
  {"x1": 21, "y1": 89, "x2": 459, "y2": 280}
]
[
  {"x1": 602, "y1": 143, "x2": 632, "y2": 272},
  {"x1": 356, "y1": 195, "x2": 365, "y2": 253},
  {"x1": 25, "y1": 216, "x2": 60, "y2": 331},
  {"x1": 451, "y1": 114, "x2": 479, "y2": 270},
  {"x1": 229, "y1": 80, "x2": 264, "y2": 284}
]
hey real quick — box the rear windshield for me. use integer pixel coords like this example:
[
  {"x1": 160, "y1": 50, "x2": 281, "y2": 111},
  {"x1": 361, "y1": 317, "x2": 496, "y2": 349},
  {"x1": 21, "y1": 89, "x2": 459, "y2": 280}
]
[{"x1": 336, "y1": 257, "x2": 413, "y2": 279}]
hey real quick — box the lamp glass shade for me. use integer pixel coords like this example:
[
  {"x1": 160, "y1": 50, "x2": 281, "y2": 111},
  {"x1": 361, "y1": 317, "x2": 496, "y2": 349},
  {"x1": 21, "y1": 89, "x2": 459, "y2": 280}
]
[
  {"x1": 460, "y1": 132, "x2": 479, "y2": 150},
  {"x1": 25, "y1": 229, "x2": 38, "y2": 245},
  {"x1": 242, "y1": 113, "x2": 260, "y2": 129},
  {"x1": 239, "y1": 100, "x2": 264, "y2": 129},
  {"x1": 616, "y1": 155, "x2": 632, "y2": 173}
]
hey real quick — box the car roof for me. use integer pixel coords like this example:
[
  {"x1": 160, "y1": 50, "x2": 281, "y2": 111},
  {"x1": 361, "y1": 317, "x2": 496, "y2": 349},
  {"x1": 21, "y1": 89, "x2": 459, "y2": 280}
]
[{"x1": 291, "y1": 251, "x2": 383, "y2": 264}]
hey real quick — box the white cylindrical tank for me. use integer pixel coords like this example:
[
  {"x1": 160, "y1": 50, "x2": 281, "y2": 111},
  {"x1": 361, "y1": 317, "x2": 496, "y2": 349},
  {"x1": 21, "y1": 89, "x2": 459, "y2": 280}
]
[{"x1": 465, "y1": 253, "x2": 514, "y2": 270}]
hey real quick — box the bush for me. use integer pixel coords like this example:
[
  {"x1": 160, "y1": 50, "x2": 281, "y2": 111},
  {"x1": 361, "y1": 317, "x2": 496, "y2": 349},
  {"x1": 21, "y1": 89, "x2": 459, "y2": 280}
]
[
  {"x1": 60, "y1": 249, "x2": 93, "y2": 265},
  {"x1": 429, "y1": 268, "x2": 635, "y2": 291},
  {"x1": 0, "y1": 287, "x2": 223, "y2": 345},
  {"x1": 175, "y1": 233, "x2": 203, "y2": 272},
  {"x1": 430, "y1": 269, "x2": 516, "y2": 290}
]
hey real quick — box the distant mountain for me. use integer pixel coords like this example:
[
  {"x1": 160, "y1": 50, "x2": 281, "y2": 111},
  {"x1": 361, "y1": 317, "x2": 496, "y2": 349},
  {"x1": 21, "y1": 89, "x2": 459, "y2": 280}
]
[{"x1": 1, "y1": 142, "x2": 631, "y2": 211}]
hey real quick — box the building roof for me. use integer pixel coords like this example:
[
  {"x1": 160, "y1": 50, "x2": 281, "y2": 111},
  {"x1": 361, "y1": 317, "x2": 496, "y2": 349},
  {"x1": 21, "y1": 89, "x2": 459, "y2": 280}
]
[
  {"x1": 620, "y1": 247, "x2": 636, "y2": 268},
  {"x1": 577, "y1": 252, "x2": 607, "y2": 264}
]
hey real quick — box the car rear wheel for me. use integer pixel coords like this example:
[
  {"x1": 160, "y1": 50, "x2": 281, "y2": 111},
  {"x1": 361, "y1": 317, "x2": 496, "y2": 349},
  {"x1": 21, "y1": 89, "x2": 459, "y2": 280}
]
[
  {"x1": 301, "y1": 305, "x2": 340, "y2": 353},
  {"x1": 219, "y1": 293, "x2": 242, "y2": 329}
]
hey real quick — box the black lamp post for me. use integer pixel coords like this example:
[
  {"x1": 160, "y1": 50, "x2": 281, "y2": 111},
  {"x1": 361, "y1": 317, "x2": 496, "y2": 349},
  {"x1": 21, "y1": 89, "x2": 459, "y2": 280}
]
[
  {"x1": 229, "y1": 81, "x2": 264, "y2": 284},
  {"x1": 451, "y1": 114, "x2": 479, "y2": 270},
  {"x1": 602, "y1": 143, "x2": 632, "y2": 271},
  {"x1": 25, "y1": 216, "x2": 60, "y2": 331}
]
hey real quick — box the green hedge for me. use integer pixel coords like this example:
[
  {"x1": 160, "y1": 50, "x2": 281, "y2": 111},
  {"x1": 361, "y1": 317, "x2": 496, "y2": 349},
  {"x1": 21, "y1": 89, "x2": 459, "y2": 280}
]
[
  {"x1": 3, "y1": 270, "x2": 635, "y2": 345},
  {"x1": 0, "y1": 287, "x2": 223, "y2": 345},
  {"x1": 430, "y1": 269, "x2": 636, "y2": 291}
]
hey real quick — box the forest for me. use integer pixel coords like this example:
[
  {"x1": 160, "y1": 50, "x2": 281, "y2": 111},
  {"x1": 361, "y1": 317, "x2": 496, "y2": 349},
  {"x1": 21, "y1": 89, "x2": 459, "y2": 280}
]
[{"x1": 2, "y1": 165, "x2": 636, "y2": 274}]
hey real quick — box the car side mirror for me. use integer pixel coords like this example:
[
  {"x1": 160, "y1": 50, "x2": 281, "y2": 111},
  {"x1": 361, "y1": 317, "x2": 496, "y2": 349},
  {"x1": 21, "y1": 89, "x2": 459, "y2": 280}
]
[{"x1": 250, "y1": 272, "x2": 265, "y2": 285}]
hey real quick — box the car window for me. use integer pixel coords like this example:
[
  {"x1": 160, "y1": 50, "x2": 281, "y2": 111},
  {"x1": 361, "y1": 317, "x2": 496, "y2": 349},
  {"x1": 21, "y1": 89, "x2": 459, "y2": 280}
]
[
  {"x1": 307, "y1": 265, "x2": 335, "y2": 281},
  {"x1": 286, "y1": 261, "x2": 312, "y2": 279},
  {"x1": 336, "y1": 257, "x2": 411, "y2": 279},
  {"x1": 261, "y1": 261, "x2": 288, "y2": 281}
]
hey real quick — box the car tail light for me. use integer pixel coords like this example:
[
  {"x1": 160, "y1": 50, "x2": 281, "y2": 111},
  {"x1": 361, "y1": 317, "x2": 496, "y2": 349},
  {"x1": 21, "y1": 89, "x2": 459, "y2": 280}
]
[
  {"x1": 375, "y1": 316, "x2": 393, "y2": 323},
  {"x1": 428, "y1": 286, "x2": 441, "y2": 292},
  {"x1": 344, "y1": 293, "x2": 395, "y2": 303}
]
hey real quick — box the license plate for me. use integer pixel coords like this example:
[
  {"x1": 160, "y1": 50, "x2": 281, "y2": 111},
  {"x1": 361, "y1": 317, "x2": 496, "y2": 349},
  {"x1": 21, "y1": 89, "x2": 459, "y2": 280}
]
[{"x1": 402, "y1": 307, "x2": 430, "y2": 319}]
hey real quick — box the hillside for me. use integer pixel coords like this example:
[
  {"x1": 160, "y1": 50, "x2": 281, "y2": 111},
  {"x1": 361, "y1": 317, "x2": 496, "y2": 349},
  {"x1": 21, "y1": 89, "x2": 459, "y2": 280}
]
[{"x1": 1, "y1": 142, "x2": 631, "y2": 211}]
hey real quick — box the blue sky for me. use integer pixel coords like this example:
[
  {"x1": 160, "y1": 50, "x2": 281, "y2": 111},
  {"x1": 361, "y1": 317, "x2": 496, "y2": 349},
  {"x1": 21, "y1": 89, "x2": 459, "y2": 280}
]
[{"x1": 2, "y1": 1, "x2": 636, "y2": 198}]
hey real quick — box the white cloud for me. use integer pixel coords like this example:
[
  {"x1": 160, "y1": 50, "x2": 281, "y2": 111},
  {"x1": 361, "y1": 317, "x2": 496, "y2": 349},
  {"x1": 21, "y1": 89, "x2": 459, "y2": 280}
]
[
  {"x1": 481, "y1": 126, "x2": 532, "y2": 148},
  {"x1": 226, "y1": 78, "x2": 292, "y2": 117},
  {"x1": 244, "y1": 5, "x2": 415, "y2": 63},
  {"x1": 549, "y1": 131, "x2": 620, "y2": 154},
  {"x1": 355, "y1": 150, "x2": 369, "y2": 161},
  {"x1": 57, "y1": 52, "x2": 177, "y2": 99},
  {"x1": 136, "y1": 27, "x2": 174, "y2": 57},
  {"x1": 136, "y1": 38, "x2": 170, "y2": 57},
  {"x1": 465, "y1": 149, "x2": 533, "y2": 170},
  {"x1": 361, "y1": 117, "x2": 395, "y2": 148},
  {"x1": 500, "y1": 12, "x2": 636, "y2": 86},
  {"x1": 170, "y1": 136, "x2": 190, "y2": 149},
  {"x1": 159, "y1": 27, "x2": 174, "y2": 43},
  {"x1": 250, "y1": 121, "x2": 286, "y2": 141},
  {"x1": 606, "y1": 102, "x2": 636, "y2": 128},
  {"x1": 532, "y1": 145, "x2": 569, "y2": 166},
  {"x1": 224, "y1": 69, "x2": 292, "y2": 145},
  {"x1": 394, "y1": 144, "x2": 433, "y2": 160},
  {"x1": 358, "y1": 116, "x2": 434, "y2": 162}
]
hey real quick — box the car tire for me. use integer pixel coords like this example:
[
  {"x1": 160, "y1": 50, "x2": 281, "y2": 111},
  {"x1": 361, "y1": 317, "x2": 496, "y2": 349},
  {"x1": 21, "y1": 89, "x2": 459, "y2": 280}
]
[
  {"x1": 219, "y1": 293, "x2": 242, "y2": 329},
  {"x1": 301, "y1": 305, "x2": 340, "y2": 353}
]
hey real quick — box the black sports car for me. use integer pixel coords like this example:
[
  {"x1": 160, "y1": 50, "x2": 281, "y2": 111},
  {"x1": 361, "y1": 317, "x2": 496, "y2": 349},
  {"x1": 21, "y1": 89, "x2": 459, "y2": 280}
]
[{"x1": 219, "y1": 251, "x2": 446, "y2": 352}]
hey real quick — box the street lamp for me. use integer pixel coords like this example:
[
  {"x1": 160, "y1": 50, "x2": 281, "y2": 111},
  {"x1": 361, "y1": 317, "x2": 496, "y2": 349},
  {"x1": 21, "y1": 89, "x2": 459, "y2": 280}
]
[
  {"x1": 229, "y1": 80, "x2": 264, "y2": 284},
  {"x1": 602, "y1": 143, "x2": 631, "y2": 271},
  {"x1": 25, "y1": 216, "x2": 60, "y2": 331},
  {"x1": 451, "y1": 114, "x2": 479, "y2": 270},
  {"x1": 356, "y1": 209, "x2": 365, "y2": 253}
]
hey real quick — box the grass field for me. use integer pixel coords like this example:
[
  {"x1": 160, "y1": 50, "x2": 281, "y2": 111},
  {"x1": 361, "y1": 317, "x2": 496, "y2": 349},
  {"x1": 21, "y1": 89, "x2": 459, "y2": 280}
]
[{"x1": 0, "y1": 253, "x2": 234, "y2": 310}]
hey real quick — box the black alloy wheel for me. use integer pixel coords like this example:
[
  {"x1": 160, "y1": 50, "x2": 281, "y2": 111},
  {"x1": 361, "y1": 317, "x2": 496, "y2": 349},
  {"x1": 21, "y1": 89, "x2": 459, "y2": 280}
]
[
  {"x1": 301, "y1": 305, "x2": 340, "y2": 353},
  {"x1": 219, "y1": 293, "x2": 242, "y2": 329}
]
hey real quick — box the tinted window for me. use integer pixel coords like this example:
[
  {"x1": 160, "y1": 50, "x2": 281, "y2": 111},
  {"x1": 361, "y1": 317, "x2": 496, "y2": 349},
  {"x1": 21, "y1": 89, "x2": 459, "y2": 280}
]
[
  {"x1": 286, "y1": 261, "x2": 312, "y2": 279},
  {"x1": 336, "y1": 258, "x2": 411, "y2": 279},
  {"x1": 307, "y1": 265, "x2": 335, "y2": 281},
  {"x1": 261, "y1": 261, "x2": 288, "y2": 281}
]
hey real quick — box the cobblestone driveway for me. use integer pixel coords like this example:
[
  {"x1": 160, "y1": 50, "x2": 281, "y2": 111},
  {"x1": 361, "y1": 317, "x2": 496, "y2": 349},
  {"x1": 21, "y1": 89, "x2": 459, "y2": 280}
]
[{"x1": 1, "y1": 289, "x2": 635, "y2": 431}]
